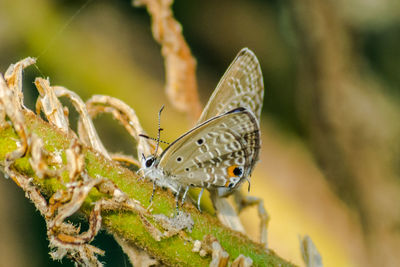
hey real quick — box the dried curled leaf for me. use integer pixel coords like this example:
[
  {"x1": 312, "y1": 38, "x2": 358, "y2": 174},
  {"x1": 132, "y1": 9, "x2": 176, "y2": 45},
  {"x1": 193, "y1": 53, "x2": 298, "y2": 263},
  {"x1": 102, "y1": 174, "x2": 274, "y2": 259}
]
[
  {"x1": 134, "y1": 0, "x2": 202, "y2": 119},
  {"x1": 35, "y1": 78, "x2": 70, "y2": 133},
  {"x1": 54, "y1": 87, "x2": 110, "y2": 159},
  {"x1": 0, "y1": 72, "x2": 29, "y2": 165},
  {"x1": 4, "y1": 57, "x2": 36, "y2": 110},
  {"x1": 231, "y1": 255, "x2": 253, "y2": 267},
  {"x1": 300, "y1": 235, "x2": 323, "y2": 267},
  {"x1": 83, "y1": 95, "x2": 155, "y2": 160}
]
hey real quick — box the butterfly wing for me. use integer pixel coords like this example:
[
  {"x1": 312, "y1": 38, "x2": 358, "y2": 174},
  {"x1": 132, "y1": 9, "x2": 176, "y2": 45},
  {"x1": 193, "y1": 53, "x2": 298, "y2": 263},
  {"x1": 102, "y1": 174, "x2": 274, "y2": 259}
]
[
  {"x1": 197, "y1": 48, "x2": 264, "y2": 124},
  {"x1": 157, "y1": 108, "x2": 260, "y2": 189}
]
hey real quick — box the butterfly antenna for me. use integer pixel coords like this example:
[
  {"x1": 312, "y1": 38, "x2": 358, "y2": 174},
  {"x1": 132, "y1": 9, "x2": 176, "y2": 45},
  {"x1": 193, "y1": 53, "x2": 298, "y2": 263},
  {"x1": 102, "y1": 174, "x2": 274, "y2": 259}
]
[
  {"x1": 138, "y1": 134, "x2": 170, "y2": 145},
  {"x1": 154, "y1": 105, "x2": 165, "y2": 157}
]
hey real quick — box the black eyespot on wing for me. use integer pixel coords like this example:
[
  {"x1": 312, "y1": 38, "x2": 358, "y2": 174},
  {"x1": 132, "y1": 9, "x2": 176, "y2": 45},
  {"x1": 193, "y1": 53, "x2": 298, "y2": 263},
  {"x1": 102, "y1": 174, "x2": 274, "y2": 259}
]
[
  {"x1": 185, "y1": 168, "x2": 190, "y2": 172},
  {"x1": 176, "y1": 156, "x2": 183, "y2": 162},
  {"x1": 196, "y1": 138, "x2": 204, "y2": 145},
  {"x1": 233, "y1": 167, "x2": 243, "y2": 176}
]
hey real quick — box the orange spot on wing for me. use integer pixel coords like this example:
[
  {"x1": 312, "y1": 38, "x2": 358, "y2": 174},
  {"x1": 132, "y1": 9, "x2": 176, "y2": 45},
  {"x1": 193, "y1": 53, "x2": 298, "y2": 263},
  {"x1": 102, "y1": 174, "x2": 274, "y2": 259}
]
[
  {"x1": 225, "y1": 165, "x2": 242, "y2": 187},
  {"x1": 227, "y1": 165, "x2": 239, "y2": 177}
]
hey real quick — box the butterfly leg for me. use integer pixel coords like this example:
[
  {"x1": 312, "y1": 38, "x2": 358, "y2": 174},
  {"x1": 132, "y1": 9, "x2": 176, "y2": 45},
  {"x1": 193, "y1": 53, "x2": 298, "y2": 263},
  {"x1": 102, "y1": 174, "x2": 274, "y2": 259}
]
[
  {"x1": 181, "y1": 186, "x2": 190, "y2": 206},
  {"x1": 197, "y1": 188, "x2": 205, "y2": 212},
  {"x1": 174, "y1": 185, "x2": 182, "y2": 212},
  {"x1": 149, "y1": 179, "x2": 157, "y2": 203},
  {"x1": 136, "y1": 168, "x2": 145, "y2": 181}
]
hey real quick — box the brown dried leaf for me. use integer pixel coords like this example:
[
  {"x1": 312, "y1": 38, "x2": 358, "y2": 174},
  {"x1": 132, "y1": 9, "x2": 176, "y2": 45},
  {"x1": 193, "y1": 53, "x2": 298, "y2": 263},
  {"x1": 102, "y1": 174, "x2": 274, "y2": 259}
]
[
  {"x1": 231, "y1": 254, "x2": 253, "y2": 267},
  {"x1": 54, "y1": 87, "x2": 110, "y2": 159},
  {"x1": 300, "y1": 235, "x2": 323, "y2": 267},
  {"x1": 4, "y1": 57, "x2": 36, "y2": 110},
  {"x1": 35, "y1": 78, "x2": 70, "y2": 133},
  {"x1": 234, "y1": 192, "x2": 270, "y2": 248},
  {"x1": 29, "y1": 134, "x2": 61, "y2": 179},
  {"x1": 134, "y1": 0, "x2": 202, "y2": 119},
  {"x1": 0, "y1": 73, "x2": 28, "y2": 165},
  {"x1": 84, "y1": 95, "x2": 155, "y2": 159}
]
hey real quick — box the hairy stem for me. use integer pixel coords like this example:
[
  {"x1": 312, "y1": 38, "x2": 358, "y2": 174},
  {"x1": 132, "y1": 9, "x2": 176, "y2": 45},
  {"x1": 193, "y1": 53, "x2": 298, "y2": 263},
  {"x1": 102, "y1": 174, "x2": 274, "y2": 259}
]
[{"x1": 0, "y1": 111, "x2": 292, "y2": 267}]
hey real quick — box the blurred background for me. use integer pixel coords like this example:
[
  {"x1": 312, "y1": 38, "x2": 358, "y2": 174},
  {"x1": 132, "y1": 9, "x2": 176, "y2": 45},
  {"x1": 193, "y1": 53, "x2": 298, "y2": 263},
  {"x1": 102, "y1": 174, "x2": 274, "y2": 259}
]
[{"x1": 1, "y1": 0, "x2": 400, "y2": 266}]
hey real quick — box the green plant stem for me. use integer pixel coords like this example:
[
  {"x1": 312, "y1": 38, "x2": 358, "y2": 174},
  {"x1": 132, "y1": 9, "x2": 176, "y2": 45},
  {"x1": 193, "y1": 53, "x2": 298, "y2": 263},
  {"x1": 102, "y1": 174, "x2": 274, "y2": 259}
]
[{"x1": 0, "y1": 111, "x2": 293, "y2": 267}]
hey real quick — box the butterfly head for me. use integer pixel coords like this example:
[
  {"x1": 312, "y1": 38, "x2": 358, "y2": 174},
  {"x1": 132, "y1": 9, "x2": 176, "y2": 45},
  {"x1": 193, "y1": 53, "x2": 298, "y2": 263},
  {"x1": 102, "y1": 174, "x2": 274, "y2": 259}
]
[
  {"x1": 139, "y1": 153, "x2": 164, "y2": 182},
  {"x1": 143, "y1": 155, "x2": 156, "y2": 168}
]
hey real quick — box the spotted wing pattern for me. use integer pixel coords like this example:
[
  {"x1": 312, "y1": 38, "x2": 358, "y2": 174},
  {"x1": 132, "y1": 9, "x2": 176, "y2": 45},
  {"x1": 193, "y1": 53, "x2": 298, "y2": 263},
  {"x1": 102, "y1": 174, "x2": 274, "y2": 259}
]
[
  {"x1": 157, "y1": 108, "x2": 260, "y2": 189},
  {"x1": 197, "y1": 48, "x2": 264, "y2": 124}
]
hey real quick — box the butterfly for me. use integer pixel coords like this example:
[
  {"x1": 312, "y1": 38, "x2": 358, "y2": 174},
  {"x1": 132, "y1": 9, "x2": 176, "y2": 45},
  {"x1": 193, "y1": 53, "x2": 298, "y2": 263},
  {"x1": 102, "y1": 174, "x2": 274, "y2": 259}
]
[{"x1": 140, "y1": 48, "x2": 264, "y2": 210}]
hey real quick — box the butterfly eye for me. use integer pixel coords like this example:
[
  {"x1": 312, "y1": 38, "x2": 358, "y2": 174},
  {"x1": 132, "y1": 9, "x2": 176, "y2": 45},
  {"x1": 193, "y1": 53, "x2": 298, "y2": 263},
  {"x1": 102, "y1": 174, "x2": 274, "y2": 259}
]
[{"x1": 145, "y1": 157, "x2": 155, "y2": 168}]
